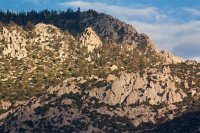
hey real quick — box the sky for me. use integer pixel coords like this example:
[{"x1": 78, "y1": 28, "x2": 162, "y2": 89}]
[{"x1": 1, "y1": 0, "x2": 200, "y2": 62}]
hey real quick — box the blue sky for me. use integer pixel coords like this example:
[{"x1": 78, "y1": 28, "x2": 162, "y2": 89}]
[{"x1": 1, "y1": 0, "x2": 200, "y2": 61}]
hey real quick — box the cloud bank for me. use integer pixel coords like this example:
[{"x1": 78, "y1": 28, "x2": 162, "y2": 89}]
[{"x1": 58, "y1": 1, "x2": 200, "y2": 62}]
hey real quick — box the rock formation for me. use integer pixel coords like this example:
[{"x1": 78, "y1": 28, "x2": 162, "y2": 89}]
[
  {"x1": 136, "y1": 34, "x2": 183, "y2": 64},
  {"x1": 0, "y1": 26, "x2": 27, "y2": 60},
  {"x1": 0, "y1": 23, "x2": 71, "y2": 61},
  {"x1": 90, "y1": 66, "x2": 186, "y2": 106},
  {"x1": 79, "y1": 27, "x2": 102, "y2": 52},
  {"x1": 158, "y1": 50, "x2": 184, "y2": 64},
  {"x1": 185, "y1": 60, "x2": 198, "y2": 65},
  {"x1": 0, "y1": 100, "x2": 11, "y2": 110}
]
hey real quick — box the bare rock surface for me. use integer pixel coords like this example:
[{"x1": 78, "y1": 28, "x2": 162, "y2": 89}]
[
  {"x1": 79, "y1": 27, "x2": 102, "y2": 52},
  {"x1": 92, "y1": 66, "x2": 186, "y2": 106},
  {"x1": 0, "y1": 27, "x2": 27, "y2": 60},
  {"x1": 0, "y1": 100, "x2": 11, "y2": 110}
]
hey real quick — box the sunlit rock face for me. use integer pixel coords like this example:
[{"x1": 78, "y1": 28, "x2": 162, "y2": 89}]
[{"x1": 79, "y1": 27, "x2": 102, "y2": 52}]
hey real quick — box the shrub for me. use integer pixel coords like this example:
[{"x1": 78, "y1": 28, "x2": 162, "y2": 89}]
[{"x1": 24, "y1": 120, "x2": 34, "y2": 128}]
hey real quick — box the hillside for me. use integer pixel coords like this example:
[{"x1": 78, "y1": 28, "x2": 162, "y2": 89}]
[
  {"x1": 0, "y1": 10, "x2": 199, "y2": 132},
  {"x1": 0, "y1": 10, "x2": 183, "y2": 63}
]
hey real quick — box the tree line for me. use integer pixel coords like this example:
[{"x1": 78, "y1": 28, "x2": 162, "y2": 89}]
[{"x1": 0, "y1": 8, "x2": 82, "y2": 32}]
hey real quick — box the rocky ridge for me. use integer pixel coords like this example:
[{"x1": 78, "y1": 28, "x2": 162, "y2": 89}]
[
  {"x1": 128, "y1": 33, "x2": 183, "y2": 64},
  {"x1": 68, "y1": 10, "x2": 183, "y2": 64},
  {"x1": 0, "y1": 10, "x2": 183, "y2": 64}
]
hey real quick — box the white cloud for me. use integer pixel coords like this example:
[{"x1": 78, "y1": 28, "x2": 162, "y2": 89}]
[
  {"x1": 182, "y1": 7, "x2": 200, "y2": 16},
  {"x1": 58, "y1": 1, "x2": 200, "y2": 61},
  {"x1": 130, "y1": 20, "x2": 200, "y2": 60}
]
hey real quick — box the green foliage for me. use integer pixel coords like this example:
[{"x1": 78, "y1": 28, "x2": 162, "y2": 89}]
[
  {"x1": 77, "y1": 81, "x2": 90, "y2": 90},
  {"x1": 93, "y1": 80, "x2": 107, "y2": 88},
  {"x1": 0, "y1": 21, "x2": 4, "y2": 31},
  {"x1": 24, "y1": 120, "x2": 34, "y2": 128},
  {"x1": 34, "y1": 105, "x2": 49, "y2": 116}
]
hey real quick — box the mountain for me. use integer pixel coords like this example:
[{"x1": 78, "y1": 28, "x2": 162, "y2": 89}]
[
  {"x1": 0, "y1": 10, "x2": 199, "y2": 132},
  {"x1": 0, "y1": 9, "x2": 183, "y2": 64}
]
